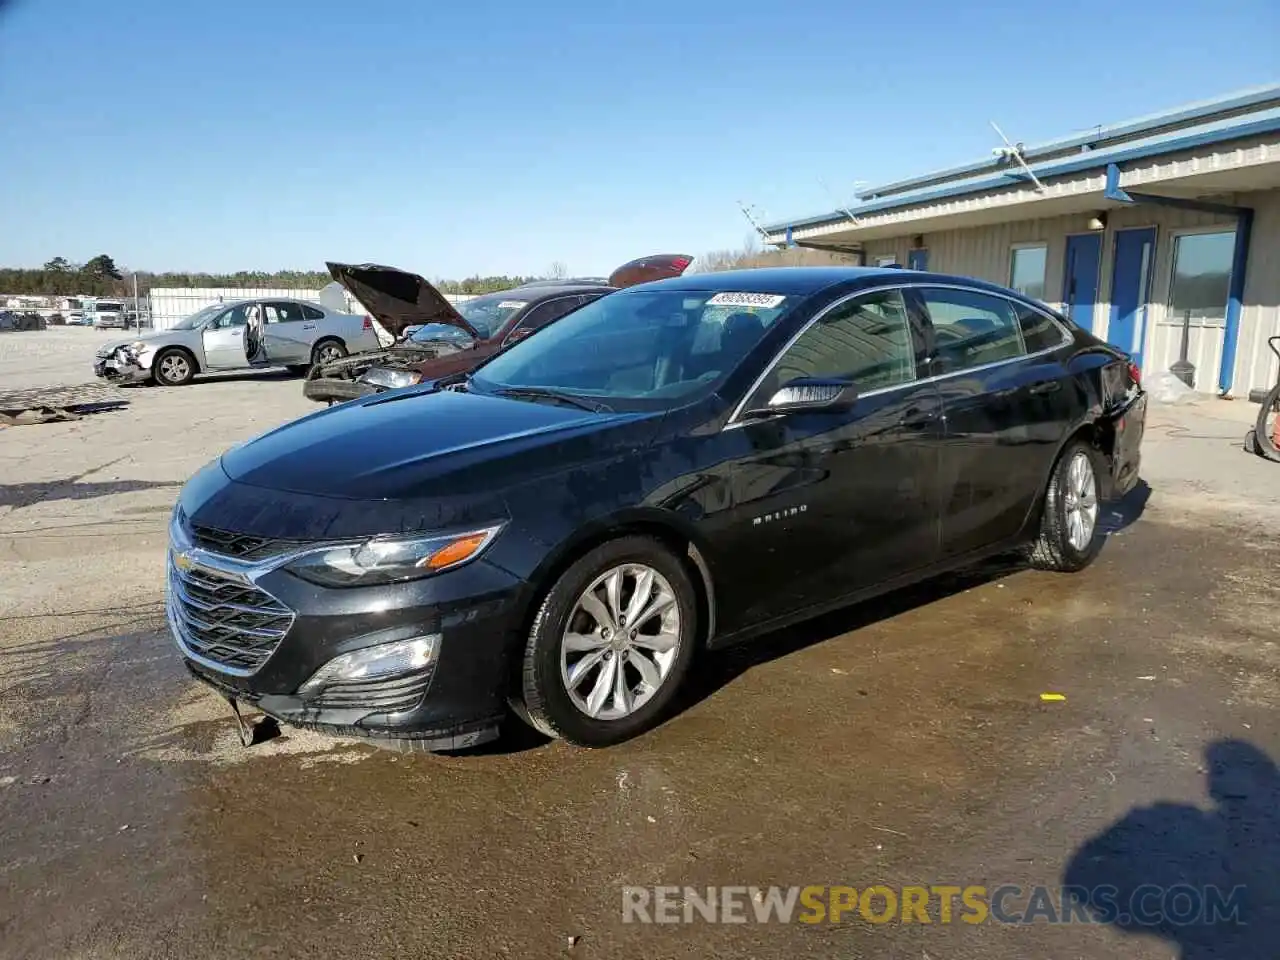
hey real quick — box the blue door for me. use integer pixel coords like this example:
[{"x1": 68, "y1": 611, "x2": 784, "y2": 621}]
[
  {"x1": 907, "y1": 248, "x2": 929, "y2": 271},
  {"x1": 1062, "y1": 233, "x2": 1102, "y2": 331},
  {"x1": 1109, "y1": 227, "x2": 1156, "y2": 367}
]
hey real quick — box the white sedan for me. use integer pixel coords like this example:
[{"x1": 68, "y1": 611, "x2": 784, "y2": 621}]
[{"x1": 93, "y1": 298, "x2": 380, "y2": 386}]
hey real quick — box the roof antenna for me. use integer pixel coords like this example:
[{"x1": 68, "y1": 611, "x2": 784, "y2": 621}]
[
  {"x1": 736, "y1": 201, "x2": 773, "y2": 243},
  {"x1": 817, "y1": 178, "x2": 860, "y2": 225},
  {"x1": 989, "y1": 121, "x2": 1046, "y2": 193}
]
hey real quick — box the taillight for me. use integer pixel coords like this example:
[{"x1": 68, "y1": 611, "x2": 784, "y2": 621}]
[
  {"x1": 362, "y1": 315, "x2": 372, "y2": 330},
  {"x1": 1127, "y1": 361, "x2": 1141, "y2": 387}
]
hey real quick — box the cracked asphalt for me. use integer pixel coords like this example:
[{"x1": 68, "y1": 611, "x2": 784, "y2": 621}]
[{"x1": 2, "y1": 330, "x2": 1278, "y2": 959}]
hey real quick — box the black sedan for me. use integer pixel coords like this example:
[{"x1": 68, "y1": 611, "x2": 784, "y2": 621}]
[{"x1": 166, "y1": 267, "x2": 1145, "y2": 750}]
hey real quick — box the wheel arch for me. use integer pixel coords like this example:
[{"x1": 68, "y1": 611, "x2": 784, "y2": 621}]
[
  {"x1": 312, "y1": 335, "x2": 347, "y2": 358},
  {"x1": 153, "y1": 343, "x2": 201, "y2": 376},
  {"x1": 518, "y1": 509, "x2": 718, "y2": 651}
]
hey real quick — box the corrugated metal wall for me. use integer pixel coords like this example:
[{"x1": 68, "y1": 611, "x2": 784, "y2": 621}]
[
  {"x1": 148, "y1": 287, "x2": 479, "y2": 333},
  {"x1": 1234, "y1": 190, "x2": 1280, "y2": 395},
  {"x1": 862, "y1": 199, "x2": 1277, "y2": 394}
]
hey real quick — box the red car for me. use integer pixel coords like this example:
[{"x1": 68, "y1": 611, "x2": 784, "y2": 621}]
[{"x1": 303, "y1": 254, "x2": 692, "y2": 404}]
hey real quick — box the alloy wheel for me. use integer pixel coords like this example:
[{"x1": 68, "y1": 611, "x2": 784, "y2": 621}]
[
  {"x1": 160, "y1": 353, "x2": 190, "y2": 382},
  {"x1": 317, "y1": 343, "x2": 343, "y2": 364},
  {"x1": 559, "y1": 563, "x2": 682, "y2": 720},
  {"x1": 1063, "y1": 451, "x2": 1098, "y2": 551}
]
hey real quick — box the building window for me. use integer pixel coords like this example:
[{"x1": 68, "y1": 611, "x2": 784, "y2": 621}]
[
  {"x1": 1009, "y1": 245, "x2": 1048, "y2": 300},
  {"x1": 1167, "y1": 230, "x2": 1235, "y2": 327}
]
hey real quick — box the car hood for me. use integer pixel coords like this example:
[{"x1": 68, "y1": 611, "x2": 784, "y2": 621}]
[
  {"x1": 219, "y1": 386, "x2": 662, "y2": 504},
  {"x1": 326, "y1": 262, "x2": 479, "y2": 340}
]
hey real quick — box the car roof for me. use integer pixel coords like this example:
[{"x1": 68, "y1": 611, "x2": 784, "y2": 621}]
[
  {"x1": 505, "y1": 283, "x2": 616, "y2": 303},
  {"x1": 626, "y1": 266, "x2": 1046, "y2": 304}
]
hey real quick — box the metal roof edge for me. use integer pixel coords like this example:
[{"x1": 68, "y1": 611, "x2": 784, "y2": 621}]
[
  {"x1": 764, "y1": 108, "x2": 1280, "y2": 237},
  {"x1": 854, "y1": 83, "x2": 1280, "y2": 201}
]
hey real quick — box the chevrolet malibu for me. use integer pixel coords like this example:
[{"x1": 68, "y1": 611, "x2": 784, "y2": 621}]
[{"x1": 167, "y1": 267, "x2": 1145, "y2": 751}]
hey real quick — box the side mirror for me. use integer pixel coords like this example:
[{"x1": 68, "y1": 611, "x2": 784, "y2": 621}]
[{"x1": 744, "y1": 377, "x2": 858, "y2": 418}]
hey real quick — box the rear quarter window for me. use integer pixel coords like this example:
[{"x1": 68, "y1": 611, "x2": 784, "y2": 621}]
[{"x1": 1015, "y1": 303, "x2": 1069, "y2": 353}]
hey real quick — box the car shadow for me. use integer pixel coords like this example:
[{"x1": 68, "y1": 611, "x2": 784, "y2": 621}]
[
  {"x1": 1063, "y1": 739, "x2": 1279, "y2": 958},
  {"x1": 1099, "y1": 478, "x2": 1151, "y2": 536},
  {"x1": 192, "y1": 370, "x2": 300, "y2": 385}
]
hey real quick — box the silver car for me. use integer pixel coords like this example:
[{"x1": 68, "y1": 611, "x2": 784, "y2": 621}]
[{"x1": 93, "y1": 298, "x2": 381, "y2": 386}]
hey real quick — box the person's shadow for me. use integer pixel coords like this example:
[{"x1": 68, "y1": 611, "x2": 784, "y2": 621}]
[{"x1": 1064, "y1": 740, "x2": 1280, "y2": 958}]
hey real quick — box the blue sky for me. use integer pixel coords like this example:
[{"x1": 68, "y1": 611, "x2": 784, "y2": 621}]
[{"x1": 1, "y1": 0, "x2": 1277, "y2": 278}]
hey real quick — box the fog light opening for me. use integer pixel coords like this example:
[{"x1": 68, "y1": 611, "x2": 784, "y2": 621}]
[{"x1": 298, "y1": 635, "x2": 440, "y2": 695}]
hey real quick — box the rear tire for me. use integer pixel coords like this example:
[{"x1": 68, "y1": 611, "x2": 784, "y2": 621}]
[
  {"x1": 152, "y1": 347, "x2": 196, "y2": 386},
  {"x1": 515, "y1": 536, "x2": 698, "y2": 747},
  {"x1": 311, "y1": 339, "x2": 346, "y2": 366},
  {"x1": 1253, "y1": 384, "x2": 1280, "y2": 463},
  {"x1": 1029, "y1": 440, "x2": 1104, "y2": 572}
]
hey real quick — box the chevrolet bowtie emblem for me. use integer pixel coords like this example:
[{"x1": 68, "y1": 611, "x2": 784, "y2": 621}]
[{"x1": 173, "y1": 551, "x2": 195, "y2": 573}]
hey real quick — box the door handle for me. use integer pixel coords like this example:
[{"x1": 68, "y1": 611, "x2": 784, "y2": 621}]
[{"x1": 898, "y1": 403, "x2": 941, "y2": 428}]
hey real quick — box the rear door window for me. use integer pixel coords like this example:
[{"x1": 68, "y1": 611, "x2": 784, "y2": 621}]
[
  {"x1": 263, "y1": 301, "x2": 306, "y2": 324},
  {"x1": 918, "y1": 287, "x2": 1026, "y2": 372}
]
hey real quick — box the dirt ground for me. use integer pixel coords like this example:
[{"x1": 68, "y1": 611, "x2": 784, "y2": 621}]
[{"x1": 1, "y1": 329, "x2": 1278, "y2": 959}]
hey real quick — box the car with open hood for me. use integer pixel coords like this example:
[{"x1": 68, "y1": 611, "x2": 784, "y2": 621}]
[
  {"x1": 302, "y1": 254, "x2": 693, "y2": 404},
  {"x1": 167, "y1": 266, "x2": 1145, "y2": 753}
]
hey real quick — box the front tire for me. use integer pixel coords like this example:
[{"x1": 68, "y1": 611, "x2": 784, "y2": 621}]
[
  {"x1": 516, "y1": 537, "x2": 698, "y2": 747},
  {"x1": 152, "y1": 348, "x2": 195, "y2": 386},
  {"x1": 1029, "y1": 440, "x2": 1104, "y2": 572}
]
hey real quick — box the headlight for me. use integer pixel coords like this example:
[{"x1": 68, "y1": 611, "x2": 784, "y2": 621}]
[
  {"x1": 298, "y1": 635, "x2": 439, "y2": 695},
  {"x1": 284, "y1": 524, "x2": 504, "y2": 587},
  {"x1": 130, "y1": 341, "x2": 150, "y2": 353},
  {"x1": 359, "y1": 366, "x2": 422, "y2": 389}
]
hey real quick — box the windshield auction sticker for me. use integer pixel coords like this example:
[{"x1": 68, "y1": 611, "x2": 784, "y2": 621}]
[{"x1": 706, "y1": 292, "x2": 786, "y2": 309}]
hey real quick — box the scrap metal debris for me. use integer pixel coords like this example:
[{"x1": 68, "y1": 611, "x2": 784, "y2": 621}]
[{"x1": 0, "y1": 383, "x2": 129, "y2": 427}]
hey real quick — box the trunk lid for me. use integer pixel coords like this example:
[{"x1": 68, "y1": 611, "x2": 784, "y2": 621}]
[
  {"x1": 606, "y1": 254, "x2": 693, "y2": 289},
  {"x1": 325, "y1": 262, "x2": 480, "y2": 340}
]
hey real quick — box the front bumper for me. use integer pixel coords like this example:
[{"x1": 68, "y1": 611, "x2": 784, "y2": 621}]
[
  {"x1": 302, "y1": 376, "x2": 381, "y2": 404},
  {"x1": 94, "y1": 351, "x2": 151, "y2": 383},
  {"x1": 166, "y1": 542, "x2": 528, "y2": 749}
]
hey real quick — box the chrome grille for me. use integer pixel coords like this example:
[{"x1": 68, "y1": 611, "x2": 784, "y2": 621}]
[
  {"x1": 189, "y1": 522, "x2": 300, "y2": 561},
  {"x1": 167, "y1": 554, "x2": 294, "y2": 675}
]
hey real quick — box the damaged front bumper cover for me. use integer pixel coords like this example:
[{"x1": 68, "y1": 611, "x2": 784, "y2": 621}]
[{"x1": 93, "y1": 348, "x2": 150, "y2": 383}]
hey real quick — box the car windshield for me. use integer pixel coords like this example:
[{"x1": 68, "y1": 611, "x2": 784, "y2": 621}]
[
  {"x1": 408, "y1": 322, "x2": 476, "y2": 346},
  {"x1": 171, "y1": 304, "x2": 226, "y2": 331},
  {"x1": 470, "y1": 289, "x2": 794, "y2": 406},
  {"x1": 454, "y1": 292, "x2": 528, "y2": 339}
]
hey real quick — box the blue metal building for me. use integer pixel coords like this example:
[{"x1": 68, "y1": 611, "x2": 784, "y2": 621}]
[{"x1": 763, "y1": 85, "x2": 1280, "y2": 397}]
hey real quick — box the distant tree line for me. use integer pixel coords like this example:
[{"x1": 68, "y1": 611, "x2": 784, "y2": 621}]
[
  {"x1": 0, "y1": 254, "x2": 564, "y2": 298},
  {"x1": 1, "y1": 247, "x2": 860, "y2": 301}
]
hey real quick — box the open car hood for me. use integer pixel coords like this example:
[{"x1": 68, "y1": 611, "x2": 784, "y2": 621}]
[
  {"x1": 326, "y1": 253, "x2": 691, "y2": 339},
  {"x1": 325, "y1": 262, "x2": 479, "y2": 340},
  {"x1": 606, "y1": 254, "x2": 693, "y2": 289}
]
